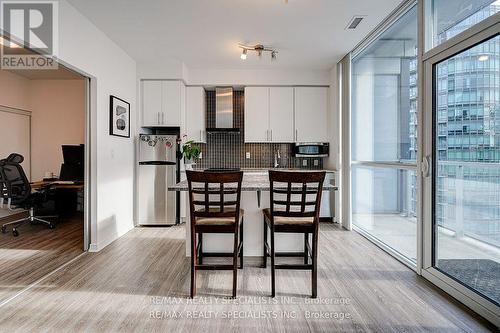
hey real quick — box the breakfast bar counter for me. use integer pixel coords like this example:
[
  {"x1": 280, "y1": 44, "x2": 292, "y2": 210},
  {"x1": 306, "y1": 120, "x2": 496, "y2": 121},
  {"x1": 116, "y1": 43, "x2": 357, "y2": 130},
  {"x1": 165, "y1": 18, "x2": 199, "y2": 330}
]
[
  {"x1": 168, "y1": 170, "x2": 338, "y2": 257},
  {"x1": 170, "y1": 170, "x2": 337, "y2": 192}
]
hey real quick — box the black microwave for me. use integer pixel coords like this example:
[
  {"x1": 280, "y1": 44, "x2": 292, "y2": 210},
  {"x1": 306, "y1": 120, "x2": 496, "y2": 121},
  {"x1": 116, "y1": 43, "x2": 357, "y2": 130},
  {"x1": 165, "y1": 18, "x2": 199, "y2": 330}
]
[{"x1": 293, "y1": 143, "x2": 329, "y2": 158}]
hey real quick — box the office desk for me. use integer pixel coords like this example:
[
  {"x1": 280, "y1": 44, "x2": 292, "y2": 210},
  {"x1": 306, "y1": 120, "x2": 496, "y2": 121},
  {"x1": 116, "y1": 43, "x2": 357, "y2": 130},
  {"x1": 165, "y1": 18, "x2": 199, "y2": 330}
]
[
  {"x1": 31, "y1": 181, "x2": 84, "y2": 190},
  {"x1": 31, "y1": 181, "x2": 84, "y2": 215}
]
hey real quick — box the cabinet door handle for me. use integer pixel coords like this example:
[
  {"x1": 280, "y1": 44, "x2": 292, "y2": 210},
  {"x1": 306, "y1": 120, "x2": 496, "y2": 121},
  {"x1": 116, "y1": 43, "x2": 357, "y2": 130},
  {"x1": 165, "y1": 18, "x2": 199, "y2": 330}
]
[
  {"x1": 157, "y1": 112, "x2": 160, "y2": 124},
  {"x1": 162, "y1": 113, "x2": 165, "y2": 124},
  {"x1": 270, "y1": 130, "x2": 273, "y2": 142},
  {"x1": 200, "y1": 130, "x2": 202, "y2": 142},
  {"x1": 295, "y1": 129, "x2": 298, "y2": 142}
]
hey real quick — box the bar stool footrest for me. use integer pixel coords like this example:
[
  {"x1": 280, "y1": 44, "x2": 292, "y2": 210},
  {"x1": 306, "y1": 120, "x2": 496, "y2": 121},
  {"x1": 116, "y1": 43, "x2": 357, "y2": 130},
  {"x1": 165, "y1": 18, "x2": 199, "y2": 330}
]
[{"x1": 275, "y1": 264, "x2": 313, "y2": 270}]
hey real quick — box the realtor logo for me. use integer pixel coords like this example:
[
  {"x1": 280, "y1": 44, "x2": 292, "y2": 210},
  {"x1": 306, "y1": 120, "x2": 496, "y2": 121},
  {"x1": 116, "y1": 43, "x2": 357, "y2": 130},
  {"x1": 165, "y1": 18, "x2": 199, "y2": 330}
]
[{"x1": 0, "y1": 1, "x2": 58, "y2": 69}]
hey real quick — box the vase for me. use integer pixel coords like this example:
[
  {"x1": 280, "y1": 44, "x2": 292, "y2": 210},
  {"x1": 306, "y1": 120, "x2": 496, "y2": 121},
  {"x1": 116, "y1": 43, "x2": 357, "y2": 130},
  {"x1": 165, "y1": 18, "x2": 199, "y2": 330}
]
[{"x1": 184, "y1": 158, "x2": 195, "y2": 170}]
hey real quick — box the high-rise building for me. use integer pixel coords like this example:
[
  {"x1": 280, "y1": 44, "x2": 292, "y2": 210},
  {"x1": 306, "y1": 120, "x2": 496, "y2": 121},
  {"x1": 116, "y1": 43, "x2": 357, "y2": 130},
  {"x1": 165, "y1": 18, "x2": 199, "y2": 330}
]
[{"x1": 409, "y1": 2, "x2": 500, "y2": 247}]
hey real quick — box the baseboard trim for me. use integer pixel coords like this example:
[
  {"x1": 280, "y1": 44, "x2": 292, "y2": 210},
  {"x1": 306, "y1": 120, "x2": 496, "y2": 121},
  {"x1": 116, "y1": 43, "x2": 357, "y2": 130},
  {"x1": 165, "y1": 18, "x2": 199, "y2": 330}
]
[{"x1": 91, "y1": 224, "x2": 134, "y2": 252}]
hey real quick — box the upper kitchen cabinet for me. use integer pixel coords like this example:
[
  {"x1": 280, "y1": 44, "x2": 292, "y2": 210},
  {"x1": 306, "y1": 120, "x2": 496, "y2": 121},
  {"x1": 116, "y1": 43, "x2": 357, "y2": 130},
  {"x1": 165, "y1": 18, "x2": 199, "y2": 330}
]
[
  {"x1": 142, "y1": 80, "x2": 162, "y2": 126},
  {"x1": 269, "y1": 87, "x2": 294, "y2": 142},
  {"x1": 294, "y1": 87, "x2": 328, "y2": 142},
  {"x1": 244, "y1": 87, "x2": 269, "y2": 142},
  {"x1": 244, "y1": 86, "x2": 294, "y2": 143},
  {"x1": 141, "y1": 80, "x2": 184, "y2": 127},
  {"x1": 185, "y1": 86, "x2": 206, "y2": 142}
]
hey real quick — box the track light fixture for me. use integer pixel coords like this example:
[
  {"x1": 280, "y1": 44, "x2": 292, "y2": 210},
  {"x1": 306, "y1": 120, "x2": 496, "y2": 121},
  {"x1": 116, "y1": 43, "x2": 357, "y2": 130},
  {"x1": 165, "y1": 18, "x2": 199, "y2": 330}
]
[{"x1": 238, "y1": 43, "x2": 278, "y2": 61}]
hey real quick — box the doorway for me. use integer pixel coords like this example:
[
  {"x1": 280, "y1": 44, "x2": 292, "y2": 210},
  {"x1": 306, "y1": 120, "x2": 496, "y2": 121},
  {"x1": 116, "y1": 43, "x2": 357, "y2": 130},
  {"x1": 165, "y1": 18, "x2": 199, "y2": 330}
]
[{"x1": 0, "y1": 47, "x2": 90, "y2": 303}]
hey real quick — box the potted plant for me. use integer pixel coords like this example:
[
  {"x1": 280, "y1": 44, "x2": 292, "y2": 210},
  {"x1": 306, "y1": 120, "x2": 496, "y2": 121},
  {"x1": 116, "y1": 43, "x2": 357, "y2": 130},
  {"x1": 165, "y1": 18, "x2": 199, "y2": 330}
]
[{"x1": 181, "y1": 138, "x2": 201, "y2": 170}]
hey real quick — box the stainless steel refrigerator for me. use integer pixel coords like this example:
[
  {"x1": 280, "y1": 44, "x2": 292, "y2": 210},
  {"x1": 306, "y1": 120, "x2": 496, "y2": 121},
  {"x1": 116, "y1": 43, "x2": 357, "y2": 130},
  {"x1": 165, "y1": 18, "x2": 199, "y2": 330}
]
[{"x1": 137, "y1": 134, "x2": 178, "y2": 225}]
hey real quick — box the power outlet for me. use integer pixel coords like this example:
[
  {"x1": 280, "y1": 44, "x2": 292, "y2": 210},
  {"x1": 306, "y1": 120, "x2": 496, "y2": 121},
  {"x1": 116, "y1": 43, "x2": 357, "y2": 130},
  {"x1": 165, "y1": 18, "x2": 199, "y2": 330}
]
[
  {"x1": 313, "y1": 159, "x2": 319, "y2": 166},
  {"x1": 246, "y1": 152, "x2": 251, "y2": 159},
  {"x1": 302, "y1": 160, "x2": 308, "y2": 167}
]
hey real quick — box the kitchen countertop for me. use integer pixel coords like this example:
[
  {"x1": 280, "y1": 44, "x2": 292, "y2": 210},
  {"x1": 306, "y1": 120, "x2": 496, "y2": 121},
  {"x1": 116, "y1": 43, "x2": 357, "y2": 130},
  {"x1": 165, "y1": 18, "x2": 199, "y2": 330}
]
[
  {"x1": 169, "y1": 171, "x2": 337, "y2": 192},
  {"x1": 180, "y1": 168, "x2": 337, "y2": 174}
]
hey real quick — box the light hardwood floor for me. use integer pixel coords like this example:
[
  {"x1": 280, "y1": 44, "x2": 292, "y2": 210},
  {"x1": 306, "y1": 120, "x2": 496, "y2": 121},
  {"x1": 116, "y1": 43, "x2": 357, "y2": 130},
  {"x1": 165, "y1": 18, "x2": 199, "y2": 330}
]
[
  {"x1": 0, "y1": 223, "x2": 495, "y2": 332},
  {"x1": 0, "y1": 213, "x2": 83, "y2": 303}
]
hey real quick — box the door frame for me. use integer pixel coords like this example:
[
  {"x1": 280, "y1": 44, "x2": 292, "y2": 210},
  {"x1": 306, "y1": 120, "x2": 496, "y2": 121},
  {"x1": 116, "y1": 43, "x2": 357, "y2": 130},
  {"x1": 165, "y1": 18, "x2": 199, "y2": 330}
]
[
  {"x1": 421, "y1": 18, "x2": 500, "y2": 326},
  {"x1": 41, "y1": 58, "x2": 94, "y2": 252}
]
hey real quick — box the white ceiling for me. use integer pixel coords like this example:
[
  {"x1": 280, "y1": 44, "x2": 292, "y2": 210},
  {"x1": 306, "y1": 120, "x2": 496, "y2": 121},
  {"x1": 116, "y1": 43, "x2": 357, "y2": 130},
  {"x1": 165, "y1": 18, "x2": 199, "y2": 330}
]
[{"x1": 67, "y1": 0, "x2": 403, "y2": 70}]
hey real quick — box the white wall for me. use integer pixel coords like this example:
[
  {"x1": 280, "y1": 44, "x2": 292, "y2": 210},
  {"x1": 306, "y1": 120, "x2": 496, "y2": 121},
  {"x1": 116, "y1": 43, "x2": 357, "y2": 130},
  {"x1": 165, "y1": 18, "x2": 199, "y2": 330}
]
[
  {"x1": 0, "y1": 71, "x2": 85, "y2": 181},
  {"x1": 54, "y1": 0, "x2": 137, "y2": 251},
  {"x1": 137, "y1": 59, "x2": 185, "y2": 80},
  {"x1": 326, "y1": 66, "x2": 340, "y2": 171},
  {"x1": 4, "y1": 0, "x2": 136, "y2": 251},
  {"x1": 137, "y1": 62, "x2": 331, "y2": 86},
  {"x1": 30, "y1": 79, "x2": 86, "y2": 181},
  {"x1": 0, "y1": 70, "x2": 31, "y2": 110},
  {"x1": 185, "y1": 68, "x2": 330, "y2": 86}
]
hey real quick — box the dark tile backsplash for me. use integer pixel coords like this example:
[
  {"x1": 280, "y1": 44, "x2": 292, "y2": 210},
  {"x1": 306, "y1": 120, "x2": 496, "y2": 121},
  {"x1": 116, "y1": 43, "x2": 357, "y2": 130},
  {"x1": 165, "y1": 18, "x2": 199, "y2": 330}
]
[{"x1": 192, "y1": 90, "x2": 323, "y2": 170}]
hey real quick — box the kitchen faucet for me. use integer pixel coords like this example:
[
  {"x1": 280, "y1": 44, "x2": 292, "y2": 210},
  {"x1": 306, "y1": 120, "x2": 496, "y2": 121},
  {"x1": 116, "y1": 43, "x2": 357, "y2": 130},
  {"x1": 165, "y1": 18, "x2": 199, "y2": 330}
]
[{"x1": 274, "y1": 149, "x2": 281, "y2": 168}]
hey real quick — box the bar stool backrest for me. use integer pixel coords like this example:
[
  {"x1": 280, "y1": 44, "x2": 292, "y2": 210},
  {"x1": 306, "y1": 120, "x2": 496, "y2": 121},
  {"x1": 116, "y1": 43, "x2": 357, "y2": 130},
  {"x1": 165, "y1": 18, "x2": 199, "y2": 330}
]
[
  {"x1": 268, "y1": 170, "x2": 326, "y2": 224},
  {"x1": 186, "y1": 171, "x2": 243, "y2": 223}
]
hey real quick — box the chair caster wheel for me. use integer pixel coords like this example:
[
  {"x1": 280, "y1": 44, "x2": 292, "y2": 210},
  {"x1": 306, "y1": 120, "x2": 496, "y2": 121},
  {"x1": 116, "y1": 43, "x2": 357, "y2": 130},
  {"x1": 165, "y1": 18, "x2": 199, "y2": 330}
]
[
  {"x1": 49, "y1": 223, "x2": 55, "y2": 229},
  {"x1": 12, "y1": 229, "x2": 19, "y2": 237},
  {"x1": 1, "y1": 226, "x2": 6, "y2": 234}
]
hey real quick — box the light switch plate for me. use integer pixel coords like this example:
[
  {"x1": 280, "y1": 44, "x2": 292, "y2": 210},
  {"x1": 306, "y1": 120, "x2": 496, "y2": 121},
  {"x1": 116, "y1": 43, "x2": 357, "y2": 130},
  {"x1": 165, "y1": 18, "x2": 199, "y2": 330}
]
[
  {"x1": 199, "y1": 152, "x2": 203, "y2": 159},
  {"x1": 302, "y1": 160, "x2": 308, "y2": 167},
  {"x1": 246, "y1": 152, "x2": 251, "y2": 159},
  {"x1": 314, "y1": 159, "x2": 319, "y2": 166}
]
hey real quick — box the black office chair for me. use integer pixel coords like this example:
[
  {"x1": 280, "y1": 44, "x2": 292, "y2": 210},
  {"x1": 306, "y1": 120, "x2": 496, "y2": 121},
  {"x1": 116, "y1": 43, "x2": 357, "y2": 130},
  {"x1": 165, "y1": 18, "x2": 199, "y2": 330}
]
[{"x1": 0, "y1": 153, "x2": 58, "y2": 237}]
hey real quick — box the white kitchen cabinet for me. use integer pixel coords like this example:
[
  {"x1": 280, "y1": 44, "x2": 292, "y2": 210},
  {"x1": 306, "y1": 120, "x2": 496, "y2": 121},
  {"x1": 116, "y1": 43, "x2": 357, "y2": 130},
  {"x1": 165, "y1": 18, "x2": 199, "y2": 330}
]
[
  {"x1": 245, "y1": 87, "x2": 294, "y2": 143},
  {"x1": 142, "y1": 80, "x2": 163, "y2": 126},
  {"x1": 244, "y1": 87, "x2": 269, "y2": 142},
  {"x1": 294, "y1": 87, "x2": 328, "y2": 142},
  {"x1": 141, "y1": 80, "x2": 184, "y2": 127},
  {"x1": 163, "y1": 81, "x2": 182, "y2": 126},
  {"x1": 185, "y1": 86, "x2": 206, "y2": 142},
  {"x1": 269, "y1": 87, "x2": 294, "y2": 142}
]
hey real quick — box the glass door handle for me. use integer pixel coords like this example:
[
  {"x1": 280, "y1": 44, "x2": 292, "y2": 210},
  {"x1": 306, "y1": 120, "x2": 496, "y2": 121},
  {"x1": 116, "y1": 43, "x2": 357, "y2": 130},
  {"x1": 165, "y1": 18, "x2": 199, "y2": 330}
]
[{"x1": 422, "y1": 155, "x2": 430, "y2": 177}]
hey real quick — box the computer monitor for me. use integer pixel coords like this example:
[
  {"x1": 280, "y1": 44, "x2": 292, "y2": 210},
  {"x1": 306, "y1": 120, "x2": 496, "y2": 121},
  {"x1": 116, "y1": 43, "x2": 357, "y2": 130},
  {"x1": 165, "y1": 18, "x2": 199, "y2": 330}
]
[
  {"x1": 62, "y1": 144, "x2": 84, "y2": 165},
  {"x1": 60, "y1": 145, "x2": 84, "y2": 181}
]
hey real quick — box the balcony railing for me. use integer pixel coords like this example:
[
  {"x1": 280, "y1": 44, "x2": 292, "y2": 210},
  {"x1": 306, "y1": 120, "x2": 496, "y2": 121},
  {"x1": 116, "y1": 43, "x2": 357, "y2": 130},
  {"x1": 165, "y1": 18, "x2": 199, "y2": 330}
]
[{"x1": 436, "y1": 160, "x2": 500, "y2": 248}]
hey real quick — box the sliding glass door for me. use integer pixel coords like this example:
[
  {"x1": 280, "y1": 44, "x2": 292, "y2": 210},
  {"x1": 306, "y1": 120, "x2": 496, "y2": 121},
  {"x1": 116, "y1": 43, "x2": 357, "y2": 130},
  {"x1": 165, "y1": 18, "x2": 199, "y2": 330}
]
[
  {"x1": 422, "y1": 14, "x2": 500, "y2": 323},
  {"x1": 350, "y1": 5, "x2": 418, "y2": 266},
  {"x1": 344, "y1": 0, "x2": 500, "y2": 324}
]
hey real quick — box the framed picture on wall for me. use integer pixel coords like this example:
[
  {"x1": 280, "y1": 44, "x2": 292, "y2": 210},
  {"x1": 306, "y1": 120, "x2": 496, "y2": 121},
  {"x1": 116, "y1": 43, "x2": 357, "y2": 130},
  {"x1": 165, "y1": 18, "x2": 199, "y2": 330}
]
[{"x1": 109, "y1": 95, "x2": 130, "y2": 138}]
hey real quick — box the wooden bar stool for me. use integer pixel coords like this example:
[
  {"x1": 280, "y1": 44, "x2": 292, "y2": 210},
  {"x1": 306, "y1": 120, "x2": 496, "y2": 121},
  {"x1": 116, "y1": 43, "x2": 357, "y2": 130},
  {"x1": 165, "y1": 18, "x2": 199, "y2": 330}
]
[
  {"x1": 262, "y1": 170, "x2": 325, "y2": 298},
  {"x1": 186, "y1": 170, "x2": 244, "y2": 298}
]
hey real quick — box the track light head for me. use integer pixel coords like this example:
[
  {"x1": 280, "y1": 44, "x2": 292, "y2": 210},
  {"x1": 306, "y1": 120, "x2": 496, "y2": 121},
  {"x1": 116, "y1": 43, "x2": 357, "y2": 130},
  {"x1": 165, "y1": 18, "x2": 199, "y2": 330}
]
[{"x1": 238, "y1": 43, "x2": 277, "y2": 62}]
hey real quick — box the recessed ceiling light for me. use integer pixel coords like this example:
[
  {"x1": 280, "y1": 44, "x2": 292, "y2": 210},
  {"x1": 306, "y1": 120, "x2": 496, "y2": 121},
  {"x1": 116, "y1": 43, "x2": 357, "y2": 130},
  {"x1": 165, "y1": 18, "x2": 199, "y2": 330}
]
[{"x1": 478, "y1": 55, "x2": 489, "y2": 61}]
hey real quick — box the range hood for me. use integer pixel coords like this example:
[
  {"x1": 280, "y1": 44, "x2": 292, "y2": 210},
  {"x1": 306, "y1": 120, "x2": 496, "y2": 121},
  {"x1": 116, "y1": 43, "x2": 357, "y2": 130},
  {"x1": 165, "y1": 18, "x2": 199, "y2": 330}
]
[{"x1": 206, "y1": 87, "x2": 239, "y2": 132}]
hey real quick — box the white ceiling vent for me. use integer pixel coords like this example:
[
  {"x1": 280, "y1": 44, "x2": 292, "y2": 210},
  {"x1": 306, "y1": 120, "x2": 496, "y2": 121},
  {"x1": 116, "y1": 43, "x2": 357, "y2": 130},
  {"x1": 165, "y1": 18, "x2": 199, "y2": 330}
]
[{"x1": 346, "y1": 16, "x2": 365, "y2": 30}]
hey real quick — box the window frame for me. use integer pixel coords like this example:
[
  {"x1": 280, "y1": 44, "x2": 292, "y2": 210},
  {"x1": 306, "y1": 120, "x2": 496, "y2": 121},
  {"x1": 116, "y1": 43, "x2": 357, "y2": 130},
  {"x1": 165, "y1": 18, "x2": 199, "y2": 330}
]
[{"x1": 421, "y1": 16, "x2": 500, "y2": 325}]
